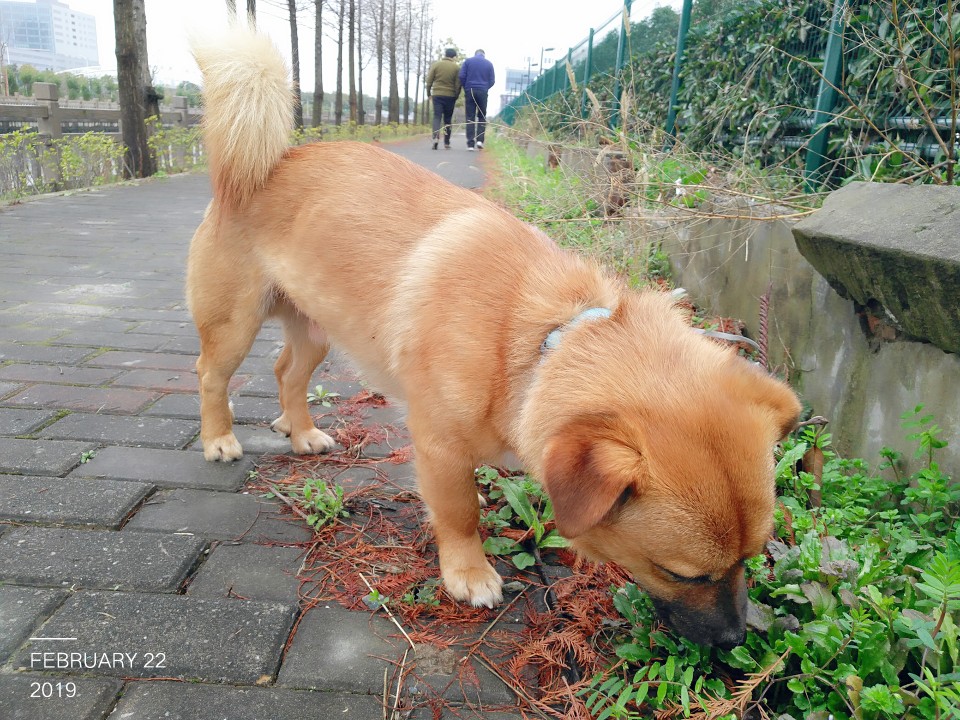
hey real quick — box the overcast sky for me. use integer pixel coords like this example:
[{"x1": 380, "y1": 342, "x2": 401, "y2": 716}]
[{"x1": 63, "y1": 0, "x2": 680, "y2": 113}]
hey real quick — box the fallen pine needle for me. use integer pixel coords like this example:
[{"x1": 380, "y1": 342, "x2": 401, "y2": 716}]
[{"x1": 360, "y1": 572, "x2": 416, "y2": 651}]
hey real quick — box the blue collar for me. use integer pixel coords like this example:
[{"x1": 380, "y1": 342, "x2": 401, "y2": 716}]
[{"x1": 540, "y1": 307, "x2": 612, "y2": 354}]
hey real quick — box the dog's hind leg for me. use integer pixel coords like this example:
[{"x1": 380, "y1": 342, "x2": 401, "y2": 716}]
[
  {"x1": 189, "y1": 239, "x2": 267, "y2": 461},
  {"x1": 270, "y1": 303, "x2": 336, "y2": 455}
]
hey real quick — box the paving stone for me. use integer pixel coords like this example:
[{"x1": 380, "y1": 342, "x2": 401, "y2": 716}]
[
  {"x1": 0, "y1": 380, "x2": 24, "y2": 399},
  {"x1": 0, "y1": 438, "x2": 98, "y2": 476},
  {"x1": 277, "y1": 603, "x2": 403, "y2": 693},
  {"x1": 107, "y1": 680, "x2": 386, "y2": 719},
  {"x1": 0, "y1": 408, "x2": 57, "y2": 435},
  {"x1": 0, "y1": 586, "x2": 68, "y2": 662},
  {"x1": 28, "y1": 317, "x2": 139, "y2": 335},
  {"x1": 139, "y1": 392, "x2": 200, "y2": 419},
  {"x1": 407, "y1": 708, "x2": 523, "y2": 720},
  {"x1": 190, "y1": 425, "x2": 295, "y2": 455},
  {"x1": 187, "y1": 543, "x2": 304, "y2": 602},
  {"x1": 39, "y1": 413, "x2": 198, "y2": 449},
  {"x1": 50, "y1": 331, "x2": 170, "y2": 352},
  {"x1": 8, "y1": 303, "x2": 117, "y2": 319},
  {"x1": 0, "y1": 364, "x2": 122, "y2": 386},
  {"x1": 4, "y1": 384, "x2": 160, "y2": 414},
  {"x1": 70, "y1": 446, "x2": 252, "y2": 491},
  {"x1": 14, "y1": 592, "x2": 297, "y2": 684},
  {"x1": 85, "y1": 350, "x2": 197, "y2": 371},
  {"x1": 0, "y1": 527, "x2": 206, "y2": 592},
  {"x1": 0, "y1": 475, "x2": 151, "y2": 528},
  {"x1": 133, "y1": 320, "x2": 199, "y2": 336},
  {"x1": 0, "y1": 343, "x2": 96, "y2": 365},
  {"x1": 406, "y1": 641, "x2": 517, "y2": 707},
  {"x1": 0, "y1": 325, "x2": 66, "y2": 343},
  {"x1": 379, "y1": 461, "x2": 418, "y2": 492},
  {"x1": 109, "y1": 368, "x2": 247, "y2": 395},
  {"x1": 0, "y1": 674, "x2": 122, "y2": 720},
  {"x1": 125, "y1": 488, "x2": 313, "y2": 543},
  {"x1": 157, "y1": 336, "x2": 200, "y2": 354}
]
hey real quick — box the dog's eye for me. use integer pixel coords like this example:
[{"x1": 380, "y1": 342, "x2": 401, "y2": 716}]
[{"x1": 659, "y1": 566, "x2": 712, "y2": 584}]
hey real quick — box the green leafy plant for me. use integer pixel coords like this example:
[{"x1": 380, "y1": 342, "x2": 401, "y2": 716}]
[
  {"x1": 306, "y1": 384, "x2": 341, "y2": 408},
  {"x1": 477, "y1": 466, "x2": 568, "y2": 570},
  {"x1": 579, "y1": 406, "x2": 960, "y2": 719},
  {"x1": 298, "y1": 478, "x2": 348, "y2": 530},
  {"x1": 402, "y1": 578, "x2": 442, "y2": 607}
]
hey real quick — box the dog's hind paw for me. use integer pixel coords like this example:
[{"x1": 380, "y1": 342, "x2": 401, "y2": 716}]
[
  {"x1": 203, "y1": 434, "x2": 244, "y2": 461},
  {"x1": 443, "y1": 563, "x2": 504, "y2": 609},
  {"x1": 270, "y1": 414, "x2": 292, "y2": 436},
  {"x1": 291, "y1": 428, "x2": 336, "y2": 455}
]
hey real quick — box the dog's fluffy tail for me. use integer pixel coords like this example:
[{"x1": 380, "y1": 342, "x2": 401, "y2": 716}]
[{"x1": 191, "y1": 26, "x2": 293, "y2": 207}]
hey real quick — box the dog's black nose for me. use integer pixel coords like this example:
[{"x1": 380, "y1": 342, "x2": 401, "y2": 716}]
[{"x1": 714, "y1": 626, "x2": 746, "y2": 650}]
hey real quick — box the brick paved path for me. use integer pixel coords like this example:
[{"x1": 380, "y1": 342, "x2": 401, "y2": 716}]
[{"x1": 0, "y1": 136, "x2": 525, "y2": 719}]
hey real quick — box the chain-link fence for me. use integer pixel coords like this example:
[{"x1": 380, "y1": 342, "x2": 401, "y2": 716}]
[{"x1": 501, "y1": 0, "x2": 958, "y2": 189}]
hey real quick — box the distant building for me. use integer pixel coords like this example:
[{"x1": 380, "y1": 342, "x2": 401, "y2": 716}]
[
  {"x1": 500, "y1": 67, "x2": 538, "y2": 108},
  {"x1": 0, "y1": 0, "x2": 99, "y2": 72}
]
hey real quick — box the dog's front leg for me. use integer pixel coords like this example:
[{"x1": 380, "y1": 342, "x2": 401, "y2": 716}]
[{"x1": 411, "y1": 429, "x2": 503, "y2": 608}]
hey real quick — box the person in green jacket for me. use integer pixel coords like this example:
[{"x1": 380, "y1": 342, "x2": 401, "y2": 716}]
[{"x1": 425, "y1": 48, "x2": 461, "y2": 150}]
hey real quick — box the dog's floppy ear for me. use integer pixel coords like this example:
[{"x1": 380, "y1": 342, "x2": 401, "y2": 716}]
[
  {"x1": 541, "y1": 422, "x2": 645, "y2": 539},
  {"x1": 726, "y1": 363, "x2": 802, "y2": 441}
]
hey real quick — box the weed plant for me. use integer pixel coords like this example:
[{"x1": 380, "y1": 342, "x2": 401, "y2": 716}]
[{"x1": 581, "y1": 407, "x2": 959, "y2": 720}]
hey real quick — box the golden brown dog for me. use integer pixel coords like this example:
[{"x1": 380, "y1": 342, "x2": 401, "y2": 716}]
[{"x1": 187, "y1": 27, "x2": 801, "y2": 648}]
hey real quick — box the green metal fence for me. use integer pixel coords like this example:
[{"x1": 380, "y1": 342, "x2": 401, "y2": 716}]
[{"x1": 500, "y1": 0, "x2": 957, "y2": 189}]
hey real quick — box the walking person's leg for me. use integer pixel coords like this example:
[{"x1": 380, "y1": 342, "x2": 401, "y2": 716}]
[
  {"x1": 442, "y1": 96, "x2": 454, "y2": 147},
  {"x1": 475, "y1": 91, "x2": 489, "y2": 148},
  {"x1": 431, "y1": 97, "x2": 444, "y2": 149},
  {"x1": 464, "y1": 89, "x2": 477, "y2": 149}
]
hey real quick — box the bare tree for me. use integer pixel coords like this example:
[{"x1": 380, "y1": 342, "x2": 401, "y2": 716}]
[
  {"x1": 356, "y1": 0, "x2": 365, "y2": 124},
  {"x1": 334, "y1": 0, "x2": 344, "y2": 125},
  {"x1": 373, "y1": 0, "x2": 384, "y2": 125},
  {"x1": 348, "y1": 0, "x2": 357, "y2": 123},
  {"x1": 387, "y1": 0, "x2": 399, "y2": 123},
  {"x1": 225, "y1": 0, "x2": 237, "y2": 17},
  {"x1": 114, "y1": 0, "x2": 156, "y2": 178},
  {"x1": 287, "y1": 0, "x2": 303, "y2": 128},
  {"x1": 401, "y1": 0, "x2": 412, "y2": 123},
  {"x1": 313, "y1": 0, "x2": 324, "y2": 126},
  {"x1": 412, "y1": 1, "x2": 425, "y2": 125},
  {"x1": 247, "y1": 0, "x2": 257, "y2": 22}
]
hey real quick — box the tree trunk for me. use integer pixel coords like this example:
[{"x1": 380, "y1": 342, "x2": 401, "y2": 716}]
[
  {"x1": 246, "y1": 0, "x2": 256, "y2": 23},
  {"x1": 348, "y1": 0, "x2": 357, "y2": 123},
  {"x1": 413, "y1": 2, "x2": 424, "y2": 126},
  {"x1": 356, "y1": 0, "x2": 364, "y2": 124},
  {"x1": 402, "y1": 0, "x2": 411, "y2": 124},
  {"x1": 225, "y1": 0, "x2": 236, "y2": 18},
  {"x1": 287, "y1": 0, "x2": 303, "y2": 128},
  {"x1": 113, "y1": 0, "x2": 156, "y2": 178},
  {"x1": 335, "y1": 0, "x2": 344, "y2": 126},
  {"x1": 313, "y1": 0, "x2": 323, "y2": 126},
  {"x1": 375, "y1": 0, "x2": 384, "y2": 125},
  {"x1": 388, "y1": 0, "x2": 399, "y2": 123}
]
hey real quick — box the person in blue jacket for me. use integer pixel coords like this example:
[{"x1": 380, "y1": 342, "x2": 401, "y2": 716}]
[{"x1": 458, "y1": 49, "x2": 495, "y2": 150}]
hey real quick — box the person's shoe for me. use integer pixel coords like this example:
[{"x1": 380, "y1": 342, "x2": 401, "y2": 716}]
[
  {"x1": 444, "y1": 144, "x2": 451, "y2": 149},
  {"x1": 467, "y1": 145, "x2": 475, "y2": 151},
  {"x1": 432, "y1": 141, "x2": 438, "y2": 150},
  {"x1": 476, "y1": 141, "x2": 483, "y2": 150}
]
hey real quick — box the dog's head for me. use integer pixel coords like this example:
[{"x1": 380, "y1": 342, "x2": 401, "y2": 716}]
[{"x1": 539, "y1": 359, "x2": 800, "y2": 648}]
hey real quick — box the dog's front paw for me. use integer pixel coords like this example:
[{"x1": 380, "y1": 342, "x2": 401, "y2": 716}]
[
  {"x1": 442, "y1": 562, "x2": 503, "y2": 609},
  {"x1": 203, "y1": 433, "x2": 244, "y2": 461},
  {"x1": 291, "y1": 428, "x2": 336, "y2": 455}
]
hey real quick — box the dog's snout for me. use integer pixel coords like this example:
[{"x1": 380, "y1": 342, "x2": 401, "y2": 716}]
[{"x1": 714, "y1": 626, "x2": 746, "y2": 650}]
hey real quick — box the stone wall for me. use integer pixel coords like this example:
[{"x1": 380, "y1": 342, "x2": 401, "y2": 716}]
[{"x1": 657, "y1": 207, "x2": 960, "y2": 475}]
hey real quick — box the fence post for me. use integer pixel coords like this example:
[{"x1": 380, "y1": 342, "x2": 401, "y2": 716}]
[
  {"x1": 663, "y1": 0, "x2": 693, "y2": 147},
  {"x1": 610, "y1": 0, "x2": 632, "y2": 129},
  {"x1": 581, "y1": 28, "x2": 595, "y2": 120},
  {"x1": 171, "y1": 96, "x2": 188, "y2": 127},
  {"x1": 33, "y1": 82, "x2": 62, "y2": 139},
  {"x1": 804, "y1": 0, "x2": 846, "y2": 192}
]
